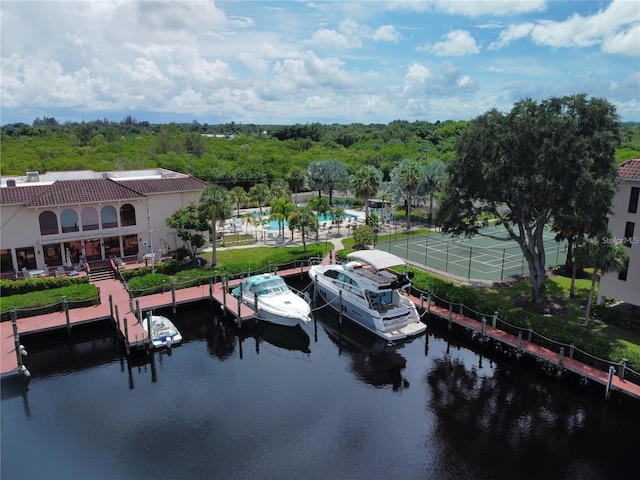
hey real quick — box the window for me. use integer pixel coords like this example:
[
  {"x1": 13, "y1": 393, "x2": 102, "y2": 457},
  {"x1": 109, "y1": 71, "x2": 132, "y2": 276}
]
[
  {"x1": 623, "y1": 222, "x2": 635, "y2": 247},
  {"x1": 61, "y1": 209, "x2": 79, "y2": 233},
  {"x1": 42, "y1": 243, "x2": 62, "y2": 266},
  {"x1": 39, "y1": 210, "x2": 59, "y2": 235},
  {"x1": 629, "y1": 187, "x2": 639, "y2": 214},
  {"x1": 15, "y1": 247, "x2": 36, "y2": 270},
  {"x1": 101, "y1": 205, "x2": 118, "y2": 229},
  {"x1": 120, "y1": 204, "x2": 136, "y2": 226},
  {"x1": 123, "y1": 234, "x2": 138, "y2": 256},
  {"x1": 103, "y1": 237, "x2": 122, "y2": 258},
  {"x1": 618, "y1": 257, "x2": 629, "y2": 281},
  {"x1": 82, "y1": 207, "x2": 99, "y2": 231},
  {"x1": 1, "y1": 249, "x2": 13, "y2": 273}
]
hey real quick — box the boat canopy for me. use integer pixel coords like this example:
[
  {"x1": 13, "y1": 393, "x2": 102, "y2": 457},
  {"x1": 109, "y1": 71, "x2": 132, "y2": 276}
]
[{"x1": 346, "y1": 250, "x2": 406, "y2": 271}]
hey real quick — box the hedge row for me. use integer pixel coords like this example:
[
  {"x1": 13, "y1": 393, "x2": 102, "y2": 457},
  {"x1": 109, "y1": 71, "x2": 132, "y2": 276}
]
[{"x1": 0, "y1": 276, "x2": 90, "y2": 296}]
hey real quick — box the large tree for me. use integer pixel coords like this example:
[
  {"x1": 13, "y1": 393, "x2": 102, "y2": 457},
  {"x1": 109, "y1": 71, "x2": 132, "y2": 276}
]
[
  {"x1": 199, "y1": 184, "x2": 232, "y2": 266},
  {"x1": 351, "y1": 165, "x2": 382, "y2": 224},
  {"x1": 420, "y1": 160, "x2": 446, "y2": 223},
  {"x1": 390, "y1": 159, "x2": 424, "y2": 231},
  {"x1": 438, "y1": 95, "x2": 620, "y2": 304},
  {"x1": 165, "y1": 203, "x2": 209, "y2": 258},
  {"x1": 288, "y1": 207, "x2": 318, "y2": 251},
  {"x1": 307, "y1": 159, "x2": 348, "y2": 205}
]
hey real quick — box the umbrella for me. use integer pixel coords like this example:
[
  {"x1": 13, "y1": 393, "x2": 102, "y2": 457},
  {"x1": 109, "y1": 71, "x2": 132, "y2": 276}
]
[{"x1": 66, "y1": 248, "x2": 73, "y2": 268}]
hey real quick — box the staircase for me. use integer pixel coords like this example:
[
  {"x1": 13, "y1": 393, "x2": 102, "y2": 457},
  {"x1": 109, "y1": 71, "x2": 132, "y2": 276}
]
[{"x1": 88, "y1": 266, "x2": 115, "y2": 282}]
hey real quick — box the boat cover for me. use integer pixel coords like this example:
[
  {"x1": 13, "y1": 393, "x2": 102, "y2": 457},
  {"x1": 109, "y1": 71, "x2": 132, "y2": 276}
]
[{"x1": 346, "y1": 250, "x2": 406, "y2": 271}]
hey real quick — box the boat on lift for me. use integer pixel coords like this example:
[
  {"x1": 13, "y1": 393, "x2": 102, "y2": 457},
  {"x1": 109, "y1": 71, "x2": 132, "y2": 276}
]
[{"x1": 142, "y1": 313, "x2": 183, "y2": 349}]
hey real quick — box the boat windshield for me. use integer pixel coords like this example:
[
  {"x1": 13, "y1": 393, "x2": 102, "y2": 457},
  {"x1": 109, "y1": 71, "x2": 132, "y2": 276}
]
[{"x1": 249, "y1": 277, "x2": 290, "y2": 296}]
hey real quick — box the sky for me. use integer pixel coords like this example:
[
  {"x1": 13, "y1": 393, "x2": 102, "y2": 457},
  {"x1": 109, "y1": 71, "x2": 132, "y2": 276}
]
[{"x1": 1, "y1": 0, "x2": 639, "y2": 126}]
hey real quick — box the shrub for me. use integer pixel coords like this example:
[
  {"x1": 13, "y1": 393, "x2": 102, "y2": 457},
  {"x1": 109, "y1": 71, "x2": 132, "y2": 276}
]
[
  {"x1": 0, "y1": 276, "x2": 90, "y2": 296},
  {"x1": 127, "y1": 273, "x2": 173, "y2": 296}
]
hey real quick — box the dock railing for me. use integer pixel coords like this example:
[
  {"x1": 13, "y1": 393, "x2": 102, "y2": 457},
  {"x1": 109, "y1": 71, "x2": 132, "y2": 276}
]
[{"x1": 412, "y1": 284, "x2": 640, "y2": 388}]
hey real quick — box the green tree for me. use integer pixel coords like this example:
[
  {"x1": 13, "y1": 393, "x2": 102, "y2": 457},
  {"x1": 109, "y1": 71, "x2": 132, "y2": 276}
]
[
  {"x1": 390, "y1": 159, "x2": 424, "y2": 231},
  {"x1": 438, "y1": 95, "x2": 620, "y2": 304},
  {"x1": 331, "y1": 206, "x2": 346, "y2": 236},
  {"x1": 165, "y1": 203, "x2": 209, "y2": 257},
  {"x1": 270, "y1": 197, "x2": 295, "y2": 237},
  {"x1": 249, "y1": 182, "x2": 271, "y2": 213},
  {"x1": 185, "y1": 131, "x2": 206, "y2": 157},
  {"x1": 199, "y1": 184, "x2": 232, "y2": 266},
  {"x1": 351, "y1": 165, "x2": 382, "y2": 224},
  {"x1": 309, "y1": 196, "x2": 330, "y2": 241},
  {"x1": 352, "y1": 224, "x2": 374, "y2": 249},
  {"x1": 229, "y1": 186, "x2": 248, "y2": 217},
  {"x1": 307, "y1": 159, "x2": 348, "y2": 205},
  {"x1": 576, "y1": 232, "x2": 629, "y2": 327},
  {"x1": 287, "y1": 168, "x2": 306, "y2": 204},
  {"x1": 288, "y1": 207, "x2": 318, "y2": 251},
  {"x1": 420, "y1": 160, "x2": 446, "y2": 223}
]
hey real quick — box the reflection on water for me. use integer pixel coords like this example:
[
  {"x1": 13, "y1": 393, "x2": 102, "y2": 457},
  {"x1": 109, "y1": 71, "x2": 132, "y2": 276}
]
[
  {"x1": 314, "y1": 306, "x2": 410, "y2": 391},
  {"x1": 2, "y1": 300, "x2": 639, "y2": 480}
]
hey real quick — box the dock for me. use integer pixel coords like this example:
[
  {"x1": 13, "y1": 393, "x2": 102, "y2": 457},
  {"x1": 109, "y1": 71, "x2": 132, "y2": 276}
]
[
  {"x1": 1, "y1": 261, "x2": 314, "y2": 379},
  {"x1": 3, "y1": 253, "x2": 640, "y2": 403},
  {"x1": 409, "y1": 292, "x2": 640, "y2": 402}
]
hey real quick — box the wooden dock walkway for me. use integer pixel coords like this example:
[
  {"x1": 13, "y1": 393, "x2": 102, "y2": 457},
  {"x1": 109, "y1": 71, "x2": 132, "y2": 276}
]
[
  {"x1": 1, "y1": 263, "x2": 314, "y2": 378},
  {"x1": 409, "y1": 292, "x2": 640, "y2": 402},
  {"x1": 3, "y1": 253, "x2": 639, "y2": 403}
]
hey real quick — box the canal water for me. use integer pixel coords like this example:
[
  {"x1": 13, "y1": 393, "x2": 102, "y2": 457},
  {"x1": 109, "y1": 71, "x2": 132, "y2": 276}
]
[{"x1": 2, "y1": 299, "x2": 639, "y2": 480}]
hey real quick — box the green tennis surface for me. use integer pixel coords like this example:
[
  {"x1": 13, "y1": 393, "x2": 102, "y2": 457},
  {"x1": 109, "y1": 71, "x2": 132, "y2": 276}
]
[{"x1": 379, "y1": 224, "x2": 567, "y2": 283}]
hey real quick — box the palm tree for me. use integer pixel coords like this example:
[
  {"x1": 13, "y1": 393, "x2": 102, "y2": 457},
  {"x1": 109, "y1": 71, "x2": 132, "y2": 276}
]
[
  {"x1": 199, "y1": 184, "x2": 232, "y2": 266},
  {"x1": 331, "y1": 206, "x2": 346, "y2": 236},
  {"x1": 421, "y1": 160, "x2": 446, "y2": 224},
  {"x1": 249, "y1": 183, "x2": 271, "y2": 214},
  {"x1": 287, "y1": 168, "x2": 306, "y2": 205},
  {"x1": 351, "y1": 165, "x2": 382, "y2": 225},
  {"x1": 288, "y1": 207, "x2": 318, "y2": 251},
  {"x1": 229, "y1": 186, "x2": 248, "y2": 218},
  {"x1": 309, "y1": 196, "x2": 330, "y2": 241},
  {"x1": 390, "y1": 159, "x2": 424, "y2": 231},
  {"x1": 576, "y1": 231, "x2": 630, "y2": 327},
  {"x1": 269, "y1": 197, "x2": 295, "y2": 237}
]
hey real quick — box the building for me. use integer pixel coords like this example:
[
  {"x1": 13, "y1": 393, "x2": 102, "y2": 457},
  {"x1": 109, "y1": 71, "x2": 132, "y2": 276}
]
[
  {"x1": 598, "y1": 159, "x2": 640, "y2": 306},
  {"x1": 0, "y1": 169, "x2": 207, "y2": 278}
]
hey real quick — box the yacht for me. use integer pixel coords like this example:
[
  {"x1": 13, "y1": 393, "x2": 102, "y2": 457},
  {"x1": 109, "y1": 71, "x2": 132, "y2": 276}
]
[
  {"x1": 308, "y1": 249, "x2": 426, "y2": 343},
  {"x1": 231, "y1": 273, "x2": 312, "y2": 327}
]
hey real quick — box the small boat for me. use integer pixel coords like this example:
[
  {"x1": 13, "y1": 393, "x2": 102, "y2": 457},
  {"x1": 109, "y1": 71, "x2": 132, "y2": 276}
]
[
  {"x1": 308, "y1": 249, "x2": 426, "y2": 343},
  {"x1": 231, "y1": 273, "x2": 312, "y2": 327},
  {"x1": 142, "y1": 313, "x2": 183, "y2": 349}
]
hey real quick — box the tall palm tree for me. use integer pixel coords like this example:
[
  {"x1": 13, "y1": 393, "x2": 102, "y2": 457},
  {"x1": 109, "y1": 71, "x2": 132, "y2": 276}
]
[
  {"x1": 390, "y1": 159, "x2": 424, "y2": 231},
  {"x1": 249, "y1": 183, "x2": 271, "y2": 214},
  {"x1": 229, "y1": 186, "x2": 248, "y2": 218},
  {"x1": 576, "y1": 231, "x2": 630, "y2": 327},
  {"x1": 331, "y1": 206, "x2": 346, "y2": 236},
  {"x1": 287, "y1": 168, "x2": 306, "y2": 205},
  {"x1": 421, "y1": 160, "x2": 446, "y2": 223},
  {"x1": 288, "y1": 207, "x2": 318, "y2": 251},
  {"x1": 309, "y1": 196, "x2": 330, "y2": 241},
  {"x1": 270, "y1": 197, "x2": 295, "y2": 237},
  {"x1": 199, "y1": 184, "x2": 232, "y2": 266},
  {"x1": 351, "y1": 165, "x2": 382, "y2": 224}
]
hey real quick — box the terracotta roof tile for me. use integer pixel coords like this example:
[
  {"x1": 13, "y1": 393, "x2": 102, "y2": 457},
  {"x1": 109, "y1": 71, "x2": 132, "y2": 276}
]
[
  {"x1": 119, "y1": 176, "x2": 208, "y2": 194},
  {"x1": 0, "y1": 184, "x2": 49, "y2": 205},
  {"x1": 618, "y1": 159, "x2": 640, "y2": 180},
  {"x1": 26, "y1": 179, "x2": 145, "y2": 207}
]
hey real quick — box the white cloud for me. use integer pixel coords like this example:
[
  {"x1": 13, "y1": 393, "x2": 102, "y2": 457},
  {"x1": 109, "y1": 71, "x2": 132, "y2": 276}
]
[
  {"x1": 422, "y1": 30, "x2": 480, "y2": 56},
  {"x1": 373, "y1": 25, "x2": 401, "y2": 43},
  {"x1": 489, "y1": 22, "x2": 534, "y2": 50},
  {"x1": 386, "y1": 0, "x2": 547, "y2": 17}
]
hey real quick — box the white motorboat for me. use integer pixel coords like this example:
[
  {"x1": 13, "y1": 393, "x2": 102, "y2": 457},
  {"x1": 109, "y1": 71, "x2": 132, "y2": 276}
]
[
  {"x1": 308, "y1": 249, "x2": 426, "y2": 343},
  {"x1": 231, "y1": 273, "x2": 312, "y2": 327},
  {"x1": 142, "y1": 313, "x2": 183, "y2": 349}
]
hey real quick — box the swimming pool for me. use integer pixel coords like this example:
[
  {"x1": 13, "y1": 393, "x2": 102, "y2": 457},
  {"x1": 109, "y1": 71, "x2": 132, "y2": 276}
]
[{"x1": 263, "y1": 212, "x2": 358, "y2": 230}]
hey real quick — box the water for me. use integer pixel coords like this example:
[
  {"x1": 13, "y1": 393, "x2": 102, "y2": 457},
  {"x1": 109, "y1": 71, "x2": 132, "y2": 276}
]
[
  {"x1": 2, "y1": 300, "x2": 639, "y2": 480},
  {"x1": 264, "y1": 212, "x2": 357, "y2": 230}
]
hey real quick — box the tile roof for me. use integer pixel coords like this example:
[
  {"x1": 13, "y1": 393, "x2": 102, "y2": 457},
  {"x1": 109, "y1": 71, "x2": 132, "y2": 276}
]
[
  {"x1": 618, "y1": 159, "x2": 640, "y2": 180},
  {"x1": 25, "y1": 179, "x2": 145, "y2": 207},
  {"x1": 118, "y1": 176, "x2": 208, "y2": 194},
  {"x1": 0, "y1": 184, "x2": 49, "y2": 205}
]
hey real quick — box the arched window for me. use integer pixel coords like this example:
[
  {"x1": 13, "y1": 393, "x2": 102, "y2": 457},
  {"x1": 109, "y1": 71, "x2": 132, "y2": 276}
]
[
  {"x1": 81, "y1": 207, "x2": 99, "y2": 231},
  {"x1": 101, "y1": 205, "x2": 118, "y2": 229},
  {"x1": 61, "y1": 209, "x2": 79, "y2": 233},
  {"x1": 120, "y1": 204, "x2": 136, "y2": 226},
  {"x1": 39, "y1": 211, "x2": 59, "y2": 235}
]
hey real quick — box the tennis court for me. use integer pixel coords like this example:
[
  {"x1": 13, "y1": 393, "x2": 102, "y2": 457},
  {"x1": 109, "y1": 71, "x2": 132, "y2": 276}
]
[{"x1": 380, "y1": 223, "x2": 567, "y2": 284}]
